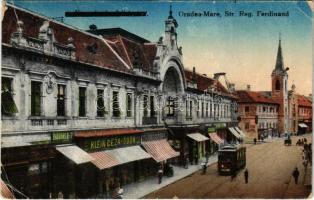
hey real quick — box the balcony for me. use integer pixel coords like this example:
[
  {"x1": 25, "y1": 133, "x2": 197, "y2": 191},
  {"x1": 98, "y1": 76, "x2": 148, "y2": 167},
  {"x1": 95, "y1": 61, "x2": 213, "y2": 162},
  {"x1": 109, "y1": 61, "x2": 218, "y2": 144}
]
[{"x1": 142, "y1": 116, "x2": 158, "y2": 125}]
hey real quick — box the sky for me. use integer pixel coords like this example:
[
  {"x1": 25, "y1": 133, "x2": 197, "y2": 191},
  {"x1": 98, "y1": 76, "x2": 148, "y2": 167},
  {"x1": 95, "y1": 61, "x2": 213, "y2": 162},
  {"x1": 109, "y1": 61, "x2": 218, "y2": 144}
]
[{"x1": 11, "y1": 0, "x2": 313, "y2": 95}]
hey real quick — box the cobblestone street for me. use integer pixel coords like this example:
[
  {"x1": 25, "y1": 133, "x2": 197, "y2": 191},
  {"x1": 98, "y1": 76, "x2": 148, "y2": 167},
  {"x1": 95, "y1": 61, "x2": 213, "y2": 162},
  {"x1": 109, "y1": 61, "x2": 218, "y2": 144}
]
[{"x1": 144, "y1": 134, "x2": 312, "y2": 199}]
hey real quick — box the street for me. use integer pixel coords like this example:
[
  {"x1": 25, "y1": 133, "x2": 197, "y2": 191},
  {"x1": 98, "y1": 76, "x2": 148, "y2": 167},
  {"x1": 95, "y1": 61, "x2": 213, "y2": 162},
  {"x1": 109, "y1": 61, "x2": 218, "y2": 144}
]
[{"x1": 144, "y1": 134, "x2": 312, "y2": 199}]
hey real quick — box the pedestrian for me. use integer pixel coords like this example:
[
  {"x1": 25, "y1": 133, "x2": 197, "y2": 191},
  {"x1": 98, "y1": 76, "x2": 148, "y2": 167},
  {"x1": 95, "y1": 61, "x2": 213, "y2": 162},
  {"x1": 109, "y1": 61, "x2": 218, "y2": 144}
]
[
  {"x1": 194, "y1": 154, "x2": 199, "y2": 165},
  {"x1": 185, "y1": 157, "x2": 189, "y2": 169},
  {"x1": 244, "y1": 169, "x2": 249, "y2": 184},
  {"x1": 202, "y1": 163, "x2": 207, "y2": 175},
  {"x1": 292, "y1": 167, "x2": 300, "y2": 184},
  {"x1": 205, "y1": 151, "x2": 209, "y2": 164},
  {"x1": 231, "y1": 169, "x2": 236, "y2": 181},
  {"x1": 253, "y1": 138, "x2": 257, "y2": 145},
  {"x1": 158, "y1": 167, "x2": 163, "y2": 184}
]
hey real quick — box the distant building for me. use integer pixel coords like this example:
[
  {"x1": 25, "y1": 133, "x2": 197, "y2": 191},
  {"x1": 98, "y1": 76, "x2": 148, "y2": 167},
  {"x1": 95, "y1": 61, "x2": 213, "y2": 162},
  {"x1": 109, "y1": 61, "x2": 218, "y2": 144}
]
[{"x1": 236, "y1": 89, "x2": 279, "y2": 139}]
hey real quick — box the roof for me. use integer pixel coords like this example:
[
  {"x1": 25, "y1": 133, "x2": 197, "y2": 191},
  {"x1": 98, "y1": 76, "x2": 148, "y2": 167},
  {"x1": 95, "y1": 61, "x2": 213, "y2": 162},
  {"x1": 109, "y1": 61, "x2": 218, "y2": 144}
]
[
  {"x1": 297, "y1": 95, "x2": 312, "y2": 107},
  {"x1": 104, "y1": 35, "x2": 156, "y2": 71},
  {"x1": 0, "y1": 180, "x2": 14, "y2": 199},
  {"x1": 2, "y1": 5, "x2": 157, "y2": 74},
  {"x1": 184, "y1": 69, "x2": 238, "y2": 99},
  {"x1": 87, "y1": 28, "x2": 150, "y2": 43},
  {"x1": 235, "y1": 90, "x2": 279, "y2": 104},
  {"x1": 74, "y1": 129, "x2": 144, "y2": 138}
]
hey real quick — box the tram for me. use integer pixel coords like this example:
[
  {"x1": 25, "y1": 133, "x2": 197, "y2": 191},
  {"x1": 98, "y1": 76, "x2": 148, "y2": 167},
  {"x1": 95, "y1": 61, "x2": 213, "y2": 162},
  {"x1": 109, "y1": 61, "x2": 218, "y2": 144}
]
[{"x1": 218, "y1": 145, "x2": 246, "y2": 175}]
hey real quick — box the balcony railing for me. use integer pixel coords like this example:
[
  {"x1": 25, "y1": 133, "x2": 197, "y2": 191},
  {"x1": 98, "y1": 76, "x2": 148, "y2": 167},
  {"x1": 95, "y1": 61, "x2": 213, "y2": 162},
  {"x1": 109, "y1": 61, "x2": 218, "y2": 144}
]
[{"x1": 142, "y1": 116, "x2": 158, "y2": 125}]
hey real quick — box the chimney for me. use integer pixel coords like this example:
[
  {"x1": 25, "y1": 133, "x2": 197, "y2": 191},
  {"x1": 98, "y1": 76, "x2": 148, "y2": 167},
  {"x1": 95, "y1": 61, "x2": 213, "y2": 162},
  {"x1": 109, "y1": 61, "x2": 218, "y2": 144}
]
[
  {"x1": 192, "y1": 67, "x2": 196, "y2": 83},
  {"x1": 229, "y1": 83, "x2": 235, "y2": 92},
  {"x1": 203, "y1": 74, "x2": 207, "y2": 77},
  {"x1": 247, "y1": 85, "x2": 251, "y2": 91}
]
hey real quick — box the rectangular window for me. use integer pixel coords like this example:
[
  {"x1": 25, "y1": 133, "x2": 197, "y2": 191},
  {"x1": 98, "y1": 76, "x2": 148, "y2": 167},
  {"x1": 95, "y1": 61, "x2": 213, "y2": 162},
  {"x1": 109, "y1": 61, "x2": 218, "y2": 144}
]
[
  {"x1": 57, "y1": 84, "x2": 66, "y2": 116},
  {"x1": 150, "y1": 96, "x2": 155, "y2": 117},
  {"x1": 112, "y1": 91, "x2": 120, "y2": 117},
  {"x1": 97, "y1": 89, "x2": 105, "y2": 117},
  {"x1": 126, "y1": 93, "x2": 132, "y2": 117},
  {"x1": 201, "y1": 102, "x2": 204, "y2": 117},
  {"x1": 189, "y1": 100, "x2": 193, "y2": 118},
  {"x1": 78, "y1": 87, "x2": 86, "y2": 117},
  {"x1": 197, "y1": 101, "x2": 200, "y2": 117},
  {"x1": 186, "y1": 100, "x2": 188, "y2": 118},
  {"x1": 31, "y1": 81, "x2": 42, "y2": 116},
  {"x1": 143, "y1": 95, "x2": 148, "y2": 117},
  {"x1": 245, "y1": 106, "x2": 249, "y2": 113},
  {"x1": 2, "y1": 77, "x2": 18, "y2": 115},
  {"x1": 205, "y1": 102, "x2": 209, "y2": 117},
  {"x1": 166, "y1": 96, "x2": 175, "y2": 117},
  {"x1": 245, "y1": 122, "x2": 249, "y2": 130},
  {"x1": 263, "y1": 106, "x2": 266, "y2": 112}
]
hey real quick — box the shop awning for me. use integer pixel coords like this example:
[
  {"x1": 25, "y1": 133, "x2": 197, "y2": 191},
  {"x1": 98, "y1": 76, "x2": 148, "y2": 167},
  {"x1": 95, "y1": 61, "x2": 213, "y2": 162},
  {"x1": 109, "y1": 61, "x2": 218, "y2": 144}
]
[
  {"x1": 234, "y1": 127, "x2": 246, "y2": 137},
  {"x1": 90, "y1": 151, "x2": 120, "y2": 170},
  {"x1": 56, "y1": 145, "x2": 94, "y2": 165},
  {"x1": 208, "y1": 132, "x2": 224, "y2": 144},
  {"x1": 187, "y1": 133, "x2": 209, "y2": 142},
  {"x1": 0, "y1": 180, "x2": 14, "y2": 199},
  {"x1": 228, "y1": 127, "x2": 242, "y2": 139},
  {"x1": 142, "y1": 139, "x2": 180, "y2": 162},
  {"x1": 106, "y1": 146, "x2": 152, "y2": 165},
  {"x1": 298, "y1": 123, "x2": 308, "y2": 128}
]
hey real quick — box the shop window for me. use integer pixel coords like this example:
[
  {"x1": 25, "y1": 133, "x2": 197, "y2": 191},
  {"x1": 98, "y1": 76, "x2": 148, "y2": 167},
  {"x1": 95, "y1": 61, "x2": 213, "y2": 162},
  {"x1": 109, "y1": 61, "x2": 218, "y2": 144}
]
[
  {"x1": 97, "y1": 89, "x2": 105, "y2": 117},
  {"x1": 27, "y1": 162, "x2": 47, "y2": 176},
  {"x1": 57, "y1": 84, "x2": 66, "y2": 116},
  {"x1": 1, "y1": 77, "x2": 18, "y2": 115},
  {"x1": 150, "y1": 96, "x2": 155, "y2": 117},
  {"x1": 126, "y1": 93, "x2": 132, "y2": 117},
  {"x1": 31, "y1": 81, "x2": 42, "y2": 116},
  {"x1": 166, "y1": 96, "x2": 175, "y2": 117},
  {"x1": 143, "y1": 95, "x2": 148, "y2": 117},
  {"x1": 112, "y1": 91, "x2": 120, "y2": 117},
  {"x1": 78, "y1": 87, "x2": 86, "y2": 117}
]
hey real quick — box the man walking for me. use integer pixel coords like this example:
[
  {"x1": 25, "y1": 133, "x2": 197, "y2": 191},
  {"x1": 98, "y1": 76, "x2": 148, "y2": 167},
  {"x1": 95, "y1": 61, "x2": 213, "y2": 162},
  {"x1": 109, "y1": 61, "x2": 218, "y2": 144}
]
[
  {"x1": 292, "y1": 167, "x2": 300, "y2": 184},
  {"x1": 244, "y1": 169, "x2": 249, "y2": 184},
  {"x1": 157, "y1": 167, "x2": 163, "y2": 184}
]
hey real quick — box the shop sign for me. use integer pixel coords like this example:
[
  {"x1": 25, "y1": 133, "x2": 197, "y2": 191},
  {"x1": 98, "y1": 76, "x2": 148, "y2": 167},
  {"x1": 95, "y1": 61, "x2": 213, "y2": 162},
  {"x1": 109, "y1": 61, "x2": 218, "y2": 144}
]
[
  {"x1": 214, "y1": 123, "x2": 226, "y2": 129},
  {"x1": 51, "y1": 132, "x2": 72, "y2": 143},
  {"x1": 208, "y1": 127, "x2": 216, "y2": 133},
  {"x1": 84, "y1": 135, "x2": 141, "y2": 151}
]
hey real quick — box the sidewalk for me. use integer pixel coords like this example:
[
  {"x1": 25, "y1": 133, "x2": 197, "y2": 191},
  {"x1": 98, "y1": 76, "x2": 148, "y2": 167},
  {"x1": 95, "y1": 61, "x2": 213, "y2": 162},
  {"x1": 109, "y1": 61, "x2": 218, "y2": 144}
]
[{"x1": 123, "y1": 154, "x2": 218, "y2": 199}]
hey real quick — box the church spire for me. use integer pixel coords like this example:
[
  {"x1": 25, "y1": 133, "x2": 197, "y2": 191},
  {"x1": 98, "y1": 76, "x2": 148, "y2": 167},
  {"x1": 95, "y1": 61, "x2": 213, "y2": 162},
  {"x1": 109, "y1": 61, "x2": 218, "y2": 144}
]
[
  {"x1": 275, "y1": 34, "x2": 284, "y2": 71},
  {"x1": 168, "y1": 4, "x2": 173, "y2": 19}
]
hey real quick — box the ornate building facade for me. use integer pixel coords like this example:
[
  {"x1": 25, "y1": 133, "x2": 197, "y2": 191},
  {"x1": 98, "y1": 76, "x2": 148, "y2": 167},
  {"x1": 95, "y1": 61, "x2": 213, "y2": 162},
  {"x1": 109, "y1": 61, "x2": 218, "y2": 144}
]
[{"x1": 1, "y1": 4, "x2": 240, "y2": 199}]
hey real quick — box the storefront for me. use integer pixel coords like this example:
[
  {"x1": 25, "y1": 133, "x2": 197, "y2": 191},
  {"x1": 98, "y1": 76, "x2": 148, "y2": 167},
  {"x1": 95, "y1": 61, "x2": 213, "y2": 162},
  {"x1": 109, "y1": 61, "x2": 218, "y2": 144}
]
[
  {"x1": 186, "y1": 133, "x2": 209, "y2": 163},
  {"x1": 207, "y1": 127, "x2": 224, "y2": 154}
]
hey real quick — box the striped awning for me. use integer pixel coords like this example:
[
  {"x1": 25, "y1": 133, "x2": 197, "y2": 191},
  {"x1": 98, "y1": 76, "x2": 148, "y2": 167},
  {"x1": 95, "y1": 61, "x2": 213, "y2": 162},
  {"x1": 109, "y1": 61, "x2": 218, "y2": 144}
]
[
  {"x1": 187, "y1": 133, "x2": 209, "y2": 142},
  {"x1": 90, "y1": 145, "x2": 151, "y2": 170},
  {"x1": 234, "y1": 127, "x2": 246, "y2": 137},
  {"x1": 56, "y1": 145, "x2": 94, "y2": 165},
  {"x1": 90, "y1": 151, "x2": 120, "y2": 170},
  {"x1": 208, "y1": 132, "x2": 224, "y2": 144},
  {"x1": 228, "y1": 127, "x2": 242, "y2": 139},
  {"x1": 142, "y1": 139, "x2": 180, "y2": 162},
  {"x1": 299, "y1": 123, "x2": 308, "y2": 128},
  {"x1": 0, "y1": 180, "x2": 14, "y2": 199}
]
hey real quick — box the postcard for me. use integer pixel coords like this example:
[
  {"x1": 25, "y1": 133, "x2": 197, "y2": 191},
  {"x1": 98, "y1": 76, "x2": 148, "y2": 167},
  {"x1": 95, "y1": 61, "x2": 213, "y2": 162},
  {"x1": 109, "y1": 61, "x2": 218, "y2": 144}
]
[{"x1": 1, "y1": 0, "x2": 312, "y2": 199}]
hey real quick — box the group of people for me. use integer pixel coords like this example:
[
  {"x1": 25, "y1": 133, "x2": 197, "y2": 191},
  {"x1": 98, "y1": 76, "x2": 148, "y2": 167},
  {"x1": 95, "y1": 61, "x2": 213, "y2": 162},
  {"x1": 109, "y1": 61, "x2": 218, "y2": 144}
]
[{"x1": 292, "y1": 137, "x2": 312, "y2": 185}]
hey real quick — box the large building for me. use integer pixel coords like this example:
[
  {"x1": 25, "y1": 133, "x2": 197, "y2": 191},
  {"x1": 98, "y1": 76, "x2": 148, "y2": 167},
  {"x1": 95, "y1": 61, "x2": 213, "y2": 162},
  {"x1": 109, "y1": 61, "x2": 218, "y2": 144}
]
[
  {"x1": 1, "y1": 4, "x2": 241, "y2": 199},
  {"x1": 236, "y1": 89, "x2": 279, "y2": 139}
]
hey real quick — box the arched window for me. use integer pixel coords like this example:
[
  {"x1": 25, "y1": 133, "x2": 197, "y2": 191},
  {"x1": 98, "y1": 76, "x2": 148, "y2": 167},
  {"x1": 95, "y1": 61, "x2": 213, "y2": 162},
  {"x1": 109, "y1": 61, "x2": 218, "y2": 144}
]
[{"x1": 275, "y1": 80, "x2": 281, "y2": 90}]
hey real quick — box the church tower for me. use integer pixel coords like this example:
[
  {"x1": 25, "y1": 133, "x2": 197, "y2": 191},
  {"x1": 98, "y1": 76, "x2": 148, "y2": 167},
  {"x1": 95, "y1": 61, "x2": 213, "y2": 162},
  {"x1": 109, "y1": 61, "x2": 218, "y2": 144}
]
[{"x1": 271, "y1": 36, "x2": 289, "y2": 135}]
